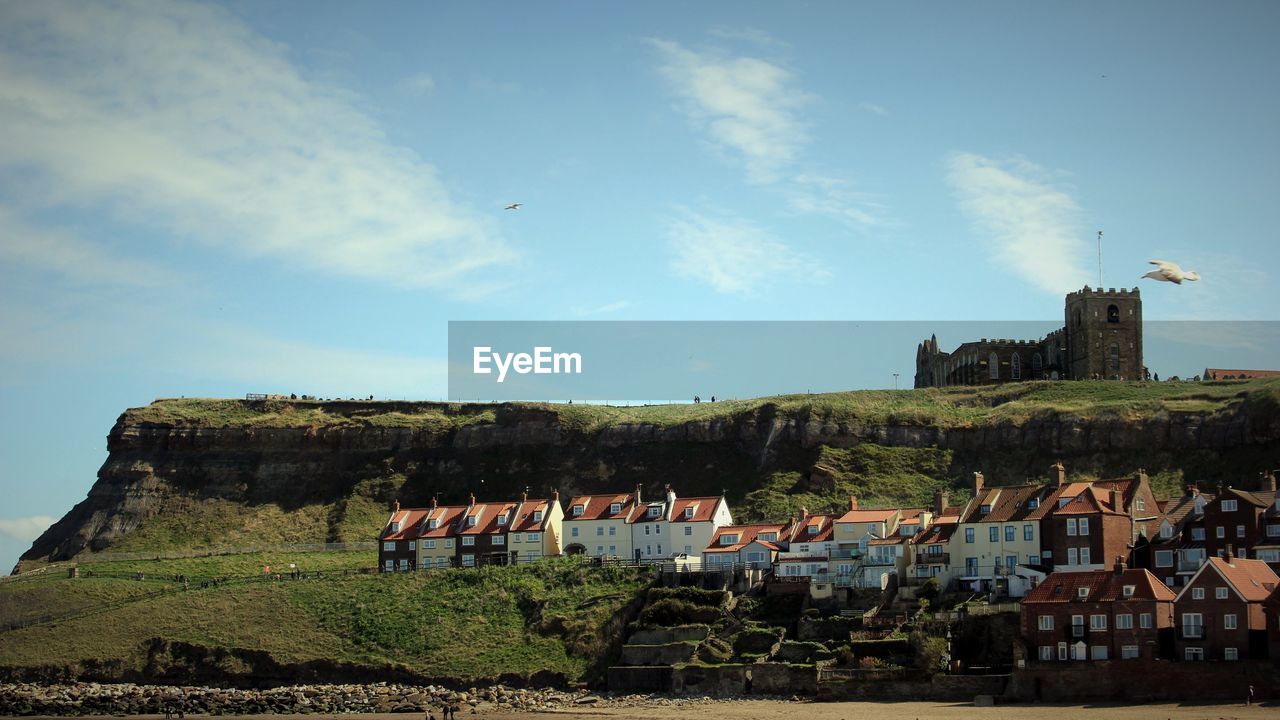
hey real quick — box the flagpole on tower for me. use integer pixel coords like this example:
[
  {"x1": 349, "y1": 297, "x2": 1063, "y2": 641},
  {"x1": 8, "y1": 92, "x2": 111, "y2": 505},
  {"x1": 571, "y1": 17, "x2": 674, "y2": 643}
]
[{"x1": 1097, "y1": 230, "x2": 1103, "y2": 287}]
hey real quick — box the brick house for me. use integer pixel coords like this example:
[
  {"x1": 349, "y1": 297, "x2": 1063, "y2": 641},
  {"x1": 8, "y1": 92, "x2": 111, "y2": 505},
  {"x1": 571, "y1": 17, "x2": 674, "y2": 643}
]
[
  {"x1": 455, "y1": 496, "x2": 518, "y2": 567},
  {"x1": 1043, "y1": 483, "x2": 1132, "y2": 571},
  {"x1": 1147, "y1": 487, "x2": 1211, "y2": 588},
  {"x1": 379, "y1": 501, "x2": 428, "y2": 572},
  {"x1": 1022, "y1": 561, "x2": 1175, "y2": 662},
  {"x1": 507, "y1": 490, "x2": 563, "y2": 564},
  {"x1": 417, "y1": 500, "x2": 468, "y2": 569},
  {"x1": 1173, "y1": 551, "x2": 1279, "y2": 661},
  {"x1": 1201, "y1": 483, "x2": 1277, "y2": 562}
]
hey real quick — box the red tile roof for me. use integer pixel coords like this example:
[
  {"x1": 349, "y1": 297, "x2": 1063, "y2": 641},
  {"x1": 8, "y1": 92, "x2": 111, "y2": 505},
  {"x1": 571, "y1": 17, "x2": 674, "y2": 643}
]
[
  {"x1": 916, "y1": 521, "x2": 956, "y2": 545},
  {"x1": 791, "y1": 515, "x2": 834, "y2": 543},
  {"x1": 420, "y1": 505, "x2": 468, "y2": 538},
  {"x1": 1053, "y1": 486, "x2": 1125, "y2": 516},
  {"x1": 671, "y1": 496, "x2": 723, "y2": 523},
  {"x1": 1023, "y1": 568, "x2": 1175, "y2": 604},
  {"x1": 1201, "y1": 556, "x2": 1280, "y2": 602},
  {"x1": 961, "y1": 484, "x2": 1045, "y2": 523},
  {"x1": 510, "y1": 499, "x2": 553, "y2": 532},
  {"x1": 836, "y1": 508, "x2": 897, "y2": 524},
  {"x1": 459, "y1": 501, "x2": 518, "y2": 536},
  {"x1": 564, "y1": 493, "x2": 637, "y2": 522},
  {"x1": 706, "y1": 523, "x2": 790, "y2": 553},
  {"x1": 382, "y1": 508, "x2": 430, "y2": 541},
  {"x1": 1204, "y1": 368, "x2": 1280, "y2": 379}
]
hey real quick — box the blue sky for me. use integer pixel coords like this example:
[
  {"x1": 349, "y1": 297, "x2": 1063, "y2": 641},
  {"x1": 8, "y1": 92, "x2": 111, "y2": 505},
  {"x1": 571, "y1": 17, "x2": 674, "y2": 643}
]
[{"x1": 2, "y1": 0, "x2": 1278, "y2": 571}]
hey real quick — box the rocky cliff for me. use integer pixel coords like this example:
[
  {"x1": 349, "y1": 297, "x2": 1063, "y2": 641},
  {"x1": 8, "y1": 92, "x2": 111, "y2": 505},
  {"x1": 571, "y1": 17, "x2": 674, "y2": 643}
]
[{"x1": 21, "y1": 381, "x2": 1280, "y2": 565}]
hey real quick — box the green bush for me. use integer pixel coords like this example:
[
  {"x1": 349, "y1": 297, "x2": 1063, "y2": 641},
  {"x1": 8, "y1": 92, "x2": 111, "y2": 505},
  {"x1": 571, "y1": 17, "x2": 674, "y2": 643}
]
[
  {"x1": 639, "y1": 598, "x2": 722, "y2": 626},
  {"x1": 732, "y1": 627, "x2": 783, "y2": 656},
  {"x1": 917, "y1": 577, "x2": 941, "y2": 603},
  {"x1": 647, "y1": 587, "x2": 728, "y2": 607}
]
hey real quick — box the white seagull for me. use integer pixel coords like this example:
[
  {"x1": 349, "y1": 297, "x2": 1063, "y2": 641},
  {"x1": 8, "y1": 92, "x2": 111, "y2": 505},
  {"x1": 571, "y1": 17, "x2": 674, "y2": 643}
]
[
  {"x1": 504, "y1": 203, "x2": 522, "y2": 210},
  {"x1": 1142, "y1": 259, "x2": 1200, "y2": 284}
]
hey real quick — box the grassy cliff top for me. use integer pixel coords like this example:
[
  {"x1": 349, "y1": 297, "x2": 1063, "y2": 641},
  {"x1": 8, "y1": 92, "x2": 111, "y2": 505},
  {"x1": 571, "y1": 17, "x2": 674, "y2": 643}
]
[{"x1": 125, "y1": 379, "x2": 1280, "y2": 432}]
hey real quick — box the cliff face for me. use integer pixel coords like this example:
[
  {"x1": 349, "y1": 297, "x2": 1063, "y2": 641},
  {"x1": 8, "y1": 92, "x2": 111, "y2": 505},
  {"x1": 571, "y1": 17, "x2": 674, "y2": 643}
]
[{"x1": 22, "y1": 387, "x2": 1280, "y2": 565}]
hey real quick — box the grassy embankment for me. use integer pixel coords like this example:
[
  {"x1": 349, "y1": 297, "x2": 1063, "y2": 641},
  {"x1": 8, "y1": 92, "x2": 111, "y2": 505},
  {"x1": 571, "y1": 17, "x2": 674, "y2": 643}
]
[{"x1": 0, "y1": 557, "x2": 650, "y2": 682}]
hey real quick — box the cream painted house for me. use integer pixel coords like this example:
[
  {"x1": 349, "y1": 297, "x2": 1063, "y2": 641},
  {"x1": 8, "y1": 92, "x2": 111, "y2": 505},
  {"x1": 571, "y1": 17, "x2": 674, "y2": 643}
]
[
  {"x1": 508, "y1": 491, "x2": 564, "y2": 563},
  {"x1": 563, "y1": 488, "x2": 641, "y2": 559},
  {"x1": 667, "y1": 494, "x2": 733, "y2": 561},
  {"x1": 415, "y1": 501, "x2": 467, "y2": 569}
]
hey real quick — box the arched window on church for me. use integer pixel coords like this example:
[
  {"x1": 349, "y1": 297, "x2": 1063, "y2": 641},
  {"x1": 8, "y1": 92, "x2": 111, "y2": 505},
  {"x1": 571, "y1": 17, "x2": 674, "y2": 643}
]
[
  {"x1": 1031, "y1": 353, "x2": 1043, "y2": 379},
  {"x1": 988, "y1": 352, "x2": 999, "y2": 379},
  {"x1": 1109, "y1": 343, "x2": 1120, "y2": 373},
  {"x1": 1107, "y1": 304, "x2": 1120, "y2": 323},
  {"x1": 1011, "y1": 353, "x2": 1021, "y2": 380}
]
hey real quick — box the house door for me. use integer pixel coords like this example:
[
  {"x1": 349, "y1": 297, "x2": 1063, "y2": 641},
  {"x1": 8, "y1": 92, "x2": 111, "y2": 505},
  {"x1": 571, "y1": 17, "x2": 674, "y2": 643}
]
[
  {"x1": 634, "y1": 549, "x2": 642, "y2": 563},
  {"x1": 511, "y1": 551, "x2": 519, "y2": 564}
]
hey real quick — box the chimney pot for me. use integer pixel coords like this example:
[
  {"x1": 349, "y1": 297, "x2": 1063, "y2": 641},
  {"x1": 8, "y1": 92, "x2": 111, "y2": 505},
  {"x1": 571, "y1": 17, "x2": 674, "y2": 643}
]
[
  {"x1": 431, "y1": 496, "x2": 438, "y2": 509},
  {"x1": 849, "y1": 496, "x2": 859, "y2": 511},
  {"x1": 1225, "y1": 545, "x2": 1235, "y2": 563},
  {"x1": 972, "y1": 471, "x2": 985, "y2": 495},
  {"x1": 1113, "y1": 556, "x2": 1126, "y2": 574},
  {"x1": 1053, "y1": 461, "x2": 1066, "y2": 488},
  {"x1": 393, "y1": 499, "x2": 400, "y2": 513},
  {"x1": 468, "y1": 493, "x2": 476, "y2": 506},
  {"x1": 1110, "y1": 489, "x2": 1122, "y2": 513}
]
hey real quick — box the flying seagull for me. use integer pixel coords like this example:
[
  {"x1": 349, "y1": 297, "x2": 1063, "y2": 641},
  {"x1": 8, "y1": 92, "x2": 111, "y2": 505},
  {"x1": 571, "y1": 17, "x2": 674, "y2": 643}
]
[
  {"x1": 1142, "y1": 259, "x2": 1200, "y2": 284},
  {"x1": 504, "y1": 203, "x2": 522, "y2": 210}
]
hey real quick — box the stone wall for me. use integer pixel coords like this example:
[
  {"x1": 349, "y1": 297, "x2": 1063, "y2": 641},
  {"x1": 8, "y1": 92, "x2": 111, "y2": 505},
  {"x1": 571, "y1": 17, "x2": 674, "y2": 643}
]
[
  {"x1": 817, "y1": 674, "x2": 1008, "y2": 701},
  {"x1": 750, "y1": 664, "x2": 817, "y2": 695},
  {"x1": 618, "y1": 643, "x2": 697, "y2": 666},
  {"x1": 627, "y1": 626, "x2": 710, "y2": 645},
  {"x1": 606, "y1": 666, "x2": 673, "y2": 694},
  {"x1": 1007, "y1": 661, "x2": 1280, "y2": 702}
]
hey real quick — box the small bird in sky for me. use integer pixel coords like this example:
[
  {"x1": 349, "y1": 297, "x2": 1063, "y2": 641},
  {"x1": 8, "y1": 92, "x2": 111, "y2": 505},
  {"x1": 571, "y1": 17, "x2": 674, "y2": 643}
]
[
  {"x1": 504, "y1": 203, "x2": 522, "y2": 210},
  {"x1": 1142, "y1": 259, "x2": 1201, "y2": 284}
]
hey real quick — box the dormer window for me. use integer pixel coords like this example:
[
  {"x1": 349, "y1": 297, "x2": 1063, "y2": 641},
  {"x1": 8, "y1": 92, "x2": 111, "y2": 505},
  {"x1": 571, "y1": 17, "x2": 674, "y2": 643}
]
[
  {"x1": 807, "y1": 524, "x2": 819, "y2": 535},
  {"x1": 1122, "y1": 585, "x2": 1135, "y2": 598},
  {"x1": 1160, "y1": 524, "x2": 1173, "y2": 539},
  {"x1": 428, "y1": 519, "x2": 439, "y2": 530},
  {"x1": 1058, "y1": 498, "x2": 1070, "y2": 508},
  {"x1": 685, "y1": 507, "x2": 695, "y2": 519},
  {"x1": 390, "y1": 521, "x2": 401, "y2": 532},
  {"x1": 466, "y1": 516, "x2": 477, "y2": 527},
  {"x1": 497, "y1": 513, "x2": 508, "y2": 526},
  {"x1": 900, "y1": 525, "x2": 913, "y2": 536},
  {"x1": 720, "y1": 534, "x2": 739, "y2": 545},
  {"x1": 980, "y1": 504, "x2": 991, "y2": 514},
  {"x1": 1077, "y1": 587, "x2": 1089, "y2": 599},
  {"x1": 609, "y1": 502, "x2": 622, "y2": 514},
  {"x1": 1221, "y1": 499, "x2": 1238, "y2": 512},
  {"x1": 1027, "y1": 498, "x2": 1039, "y2": 509},
  {"x1": 532, "y1": 510, "x2": 543, "y2": 522},
  {"x1": 759, "y1": 532, "x2": 777, "y2": 542},
  {"x1": 648, "y1": 506, "x2": 661, "y2": 518},
  {"x1": 573, "y1": 504, "x2": 585, "y2": 516}
]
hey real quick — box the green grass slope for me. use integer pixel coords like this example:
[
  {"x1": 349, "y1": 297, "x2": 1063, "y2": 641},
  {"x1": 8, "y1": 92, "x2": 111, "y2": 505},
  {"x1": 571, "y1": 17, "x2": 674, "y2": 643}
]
[{"x1": 0, "y1": 557, "x2": 650, "y2": 683}]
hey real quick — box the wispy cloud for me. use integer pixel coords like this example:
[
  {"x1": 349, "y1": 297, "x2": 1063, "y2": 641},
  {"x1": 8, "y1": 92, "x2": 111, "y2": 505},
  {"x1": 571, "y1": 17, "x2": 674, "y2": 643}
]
[
  {"x1": 400, "y1": 72, "x2": 436, "y2": 96},
  {"x1": 572, "y1": 300, "x2": 632, "y2": 316},
  {"x1": 650, "y1": 38, "x2": 808, "y2": 184},
  {"x1": 0, "y1": 516, "x2": 56, "y2": 542},
  {"x1": 858, "y1": 102, "x2": 889, "y2": 116},
  {"x1": 946, "y1": 152, "x2": 1091, "y2": 294},
  {"x1": 787, "y1": 174, "x2": 887, "y2": 229},
  {"x1": 0, "y1": 1, "x2": 513, "y2": 292},
  {"x1": 667, "y1": 208, "x2": 825, "y2": 295}
]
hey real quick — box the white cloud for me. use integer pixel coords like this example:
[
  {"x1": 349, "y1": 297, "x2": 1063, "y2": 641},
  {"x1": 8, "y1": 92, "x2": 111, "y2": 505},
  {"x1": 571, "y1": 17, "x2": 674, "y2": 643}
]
[
  {"x1": 946, "y1": 152, "x2": 1092, "y2": 294},
  {"x1": 0, "y1": 207, "x2": 183, "y2": 289},
  {"x1": 400, "y1": 72, "x2": 436, "y2": 96},
  {"x1": 572, "y1": 300, "x2": 632, "y2": 316},
  {"x1": 859, "y1": 102, "x2": 889, "y2": 116},
  {"x1": 667, "y1": 208, "x2": 824, "y2": 295},
  {"x1": 0, "y1": 516, "x2": 56, "y2": 542},
  {"x1": 650, "y1": 38, "x2": 808, "y2": 183},
  {"x1": 788, "y1": 174, "x2": 886, "y2": 229},
  {"x1": 0, "y1": 1, "x2": 513, "y2": 291}
]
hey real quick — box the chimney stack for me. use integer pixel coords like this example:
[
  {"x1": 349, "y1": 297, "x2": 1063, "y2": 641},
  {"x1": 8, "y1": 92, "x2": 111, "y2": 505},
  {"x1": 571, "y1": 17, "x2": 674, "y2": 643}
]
[
  {"x1": 468, "y1": 493, "x2": 476, "y2": 507},
  {"x1": 1136, "y1": 468, "x2": 1148, "y2": 485},
  {"x1": 393, "y1": 499, "x2": 400, "y2": 513},
  {"x1": 800, "y1": 506, "x2": 809, "y2": 521},
  {"x1": 1113, "y1": 556, "x2": 1126, "y2": 574},
  {"x1": 1052, "y1": 461, "x2": 1066, "y2": 489},
  {"x1": 1187, "y1": 483, "x2": 1199, "y2": 497},
  {"x1": 635, "y1": 483, "x2": 643, "y2": 506},
  {"x1": 552, "y1": 489, "x2": 560, "y2": 504},
  {"x1": 431, "y1": 496, "x2": 438, "y2": 509},
  {"x1": 972, "y1": 471, "x2": 985, "y2": 495},
  {"x1": 849, "y1": 496, "x2": 859, "y2": 511},
  {"x1": 1263, "y1": 469, "x2": 1277, "y2": 493},
  {"x1": 1225, "y1": 545, "x2": 1235, "y2": 564},
  {"x1": 1110, "y1": 489, "x2": 1122, "y2": 513},
  {"x1": 933, "y1": 488, "x2": 949, "y2": 515},
  {"x1": 521, "y1": 487, "x2": 529, "y2": 503}
]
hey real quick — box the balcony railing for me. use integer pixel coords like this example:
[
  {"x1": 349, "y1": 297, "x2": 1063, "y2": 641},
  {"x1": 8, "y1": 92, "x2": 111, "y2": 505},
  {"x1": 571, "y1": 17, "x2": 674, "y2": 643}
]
[{"x1": 916, "y1": 552, "x2": 949, "y2": 565}]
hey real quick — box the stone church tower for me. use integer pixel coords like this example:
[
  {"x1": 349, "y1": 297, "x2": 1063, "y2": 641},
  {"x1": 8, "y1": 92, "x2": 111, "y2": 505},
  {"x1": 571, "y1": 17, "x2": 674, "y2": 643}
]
[{"x1": 1063, "y1": 287, "x2": 1143, "y2": 381}]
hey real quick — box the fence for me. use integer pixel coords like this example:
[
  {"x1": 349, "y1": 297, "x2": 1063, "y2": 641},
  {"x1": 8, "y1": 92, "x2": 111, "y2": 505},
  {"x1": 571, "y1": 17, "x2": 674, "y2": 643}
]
[
  {"x1": 75, "y1": 542, "x2": 377, "y2": 564},
  {"x1": 932, "y1": 601, "x2": 1021, "y2": 622}
]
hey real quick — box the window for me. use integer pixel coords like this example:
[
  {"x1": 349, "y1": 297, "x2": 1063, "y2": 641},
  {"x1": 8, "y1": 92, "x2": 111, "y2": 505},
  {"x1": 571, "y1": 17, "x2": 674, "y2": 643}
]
[
  {"x1": 1028, "y1": 554, "x2": 1040, "y2": 565},
  {"x1": 1079, "y1": 547, "x2": 1091, "y2": 565},
  {"x1": 497, "y1": 513, "x2": 508, "y2": 526},
  {"x1": 1107, "y1": 304, "x2": 1119, "y2": 323},
  {"x1": 571, "y1": 527, "x2": 579, "y2": 537},
  {"x1": 1011, "y1": 353, "x2": 1021, "y2": 380},
  {"x1": 445, "y1": 538, "x2": 454, "y2": 548},
  {"x1": 596, "y1": 527, "x2": 604, "y2": 536},
  {"x1": 492, "y1": 535, "x2": 505, "y2": 546},
  {"x1": 1192, "y1": 527, "x2": 1205, "y2": 541},
  {"x1": 1031, "y1": 353, "x2": 1043, "y2": 379},
  {"x1": 965, "y1": 528, "x2": 975, "y2": 543},
  {"x1": 466, "y1": 516, "x2": 477, "y2": 527},
  {"x1": 1215, "y1": 587, "x2": 1228, "y2": 599},
  {"x1": 1268, "y1": 525, "x2": 1280, "y2": 537},
  {"x1": 1090, "y1": 645, "x2": 1108, "y2": 660},
  {"x1": 1116, "y1": 614, "x2": 1133, "y2": 629},
  {"x1": 423, "y1": 539, "x2": 436, "y2": 549},
  {"x1": 1185, "y1": 647, "x2": 1204, "y2": 661},
  {"x1": 1224, "y1": 647, "x2": 1239, "y2": 661},
  {"x1": 989, "y1": 526, "x2": 999, "y2": 542},
  {"x1": 398, "y1": 558, "x2": 409, "y2": 570},
  {"x1": 989, "y1": 352, "x2": 999, "y2": 379},
  {"x1": 1223, "y1": 614, "x2": 1237, "y2": 630},
  {"x1": 573, "y1": 504, "x2": 584, "y2": 516},
  {"x1": 1006, "y1": 554, "x2": 1017, "y2": 570},
  {"x1": 647, "y1": 506, "x2": 661, "y2": 517},
  {"x1": 382, "y1": 541, "x2": 395, "y2": 551},
  {"x1": 462, "y1": 554, "x2": 475, "y2": 567},
  {"x1": 746, "y1": 551, "x2": 765, "y2": 564},
  {"x1": 1236, "y1": 524, "x2": 1246, "y2": 538},
  {"x1": 1024, "y1": 524, "x2": 1034, "y2": 541},
  {"x1": 436, "y1": 556, "x2": 449, "y2": 568},
  {"x1": 384, "y1": 559, "x2": 392, "y2": 571},
  {"x1": 428, "y1": 519, "x2": 439, "y2": 530},
  {"x1": 1181, "y1": 613, "x2": 1203, "y2": 638},
  {"x1": 1028, "y1": 498, "x2": 1039, "y2": 509},
  {"x1": 685, "y1": 507, "x2": 695, "y2": 519},
  {"x1": 684, "y1": 526, "x2": 692, "y2": 536},
  {"x1": 1038, "y1": 615, "x2": 1054, "y2": 631},
  {"x1": 532, "y1": 510, "x2": 543, "y2": 522},
  {"x1": 1136, "y1": 499, "x2": 1145, "y2": 512},
  {"x1": 1066, "y1": 518, "x2": 1077, "y2": 536},
  {"x1": 608, "y1": 545, "x2": 616, "y2": 554},
  {"x1": 1068, "y1": 548, "x2": 1078, "y2": 565},
  {"x1": 720, "y1": 534, "x2": 739, "y2": 545},
  {"x1": 1039, "y1": 646, "x2": 1055, "y2": 661},
  {"x1": 683, "y1": 545, "x2": 692, "y2": 554},
  {"x1": 1077, "y1": 588, "x2": 1089, "y2": 600},
  {"x1": 609, "y1": 502, "x2": 621, "y2": 514},
  {"x1": 1155, "y1": 550, "x2": 1173, "y2": 567},
  {"x1": 1057, "y1": 643, "x2": 1068, "y2": 661},
  {"x1": 1221, "y1": 499, "x2": 1238, "y2": 512},
  {"x1": 1005, "y1": 525, "x2": 1015, "y2": 542},
  {"x1": 596, "y1": 545, "x2": 604, "y2": 555},
  {"x1": 1160, "y1": 524, "x2": 1173, "y2": 539},
  {"x1": 1090, "y1": 614, "x2": 1107, "y2": 630},
  {"x1": 1120, "y1": 645, "x2": 1139, "y2": 660},
  {"x1": 1215, "y1": 526, "x2": 1225, "y2": 539},
  {"x1": 1070, "y1": 643, "x2": 1086, "y2": 660},
  {"x1": 1122, "y1": 585, "x2": 1135, "y2": 598},
  {"x1": 608, "y1": 526, "x2": 616, "y2": 536},
  {"x1": 1108, "y1": 343, "x2": 1120, "y2": 372},
  {"x1": 980, "y1": 504, "x2": 991, "y2": 514},
  {"x1": 526, "y1": 533, "x2": 538, "y2": 542},
  {"x1": 1079, "y1": 518, "x2": 1090, "y2": 535},
  {"x1": 966, "y1": 557, "x2": 978, "y2": 575},
  {"x1": 1191, "y1": 587, "x2": 1204, "y2": 600},
  {"x1": 644, "y1": 525, "x2": 650, "y2": 535},
  {"x1": 1140, "y1": 613, "x2": 1153, "y2": 628},
  {"x1": 462, "y1": 536, "x2": 475, "y2": 546},
  {"x1": 759, "y1": 532, "x2": 777, "y2": 542}
]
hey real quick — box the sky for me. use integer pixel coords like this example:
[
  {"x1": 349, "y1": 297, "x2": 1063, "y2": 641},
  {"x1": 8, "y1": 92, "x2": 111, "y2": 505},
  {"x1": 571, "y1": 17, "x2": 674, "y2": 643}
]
[{"x1": 1, "y1": 0, "x2": 1278, "y2": 572}]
